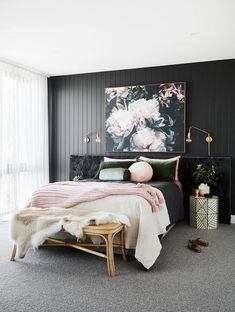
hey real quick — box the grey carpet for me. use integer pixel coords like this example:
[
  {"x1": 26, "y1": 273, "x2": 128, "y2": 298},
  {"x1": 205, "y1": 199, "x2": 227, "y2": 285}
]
[{"x1": 0, "y1": 221, "x2": 234, "y2": 312}]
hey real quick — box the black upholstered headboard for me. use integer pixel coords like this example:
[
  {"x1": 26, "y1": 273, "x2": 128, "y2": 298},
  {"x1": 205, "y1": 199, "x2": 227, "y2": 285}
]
[{"x1": 70, "y1": 155, "x2": 231, "y2": 224}]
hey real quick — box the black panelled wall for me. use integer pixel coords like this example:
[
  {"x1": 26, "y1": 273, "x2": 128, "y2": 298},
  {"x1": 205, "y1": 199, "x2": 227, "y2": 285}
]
[{"x1": 48, "y1": 59, "x2": 235, "y2": 214}]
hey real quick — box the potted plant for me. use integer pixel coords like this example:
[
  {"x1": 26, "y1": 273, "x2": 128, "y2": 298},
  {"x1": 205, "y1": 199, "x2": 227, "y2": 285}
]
[
  {"x1": 193, "y1": 164, "x2": 219, "y2": 195},
  {"x1": 73, "y1": 175, "x2": 83, "y2": 182}
]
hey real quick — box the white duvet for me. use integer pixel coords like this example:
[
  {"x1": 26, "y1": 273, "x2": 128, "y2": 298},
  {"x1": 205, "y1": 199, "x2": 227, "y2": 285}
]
[{"x1": 71, "y1": 194, "x2": 170, "y2": 269}]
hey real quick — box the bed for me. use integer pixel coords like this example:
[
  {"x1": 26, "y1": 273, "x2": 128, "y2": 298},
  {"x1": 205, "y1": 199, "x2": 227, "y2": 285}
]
[
  {"x1": 70, "y1": 155, "x2": 184, "y2": 225},
  {"x1": 10, "y1": 155, "x2": 185, "y2": 269},
  {"x1": 67, "y1": 155, "x2": 184, "y2": 268}
]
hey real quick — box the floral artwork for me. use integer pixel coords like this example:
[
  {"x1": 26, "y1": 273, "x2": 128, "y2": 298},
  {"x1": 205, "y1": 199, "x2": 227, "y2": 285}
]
[{"x1": 105, "y1": 82, "x2": 186, "y2": 152}]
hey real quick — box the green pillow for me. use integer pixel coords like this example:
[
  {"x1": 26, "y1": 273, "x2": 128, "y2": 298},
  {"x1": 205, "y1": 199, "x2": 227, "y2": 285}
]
[
  {"x1": 139, "y1": 159, "x2": 177, "y2": 181},
  {"x1": 99, "y1": 168, "x2": 130, "y2": 181},
  {"x1": 94, "y1": 161, "x2": 134, "y2": 178}
]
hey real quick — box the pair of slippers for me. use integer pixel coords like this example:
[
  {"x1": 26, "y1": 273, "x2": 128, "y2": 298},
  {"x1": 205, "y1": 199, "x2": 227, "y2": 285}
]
[{"x1": 187, "y1": 238, "x2": 209, "y2": 253}]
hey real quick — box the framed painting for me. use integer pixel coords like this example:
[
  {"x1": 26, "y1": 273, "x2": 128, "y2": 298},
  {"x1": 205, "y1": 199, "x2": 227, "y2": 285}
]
[{"x1": 105, "y1": 82, "x2": 186, "y2": 153}]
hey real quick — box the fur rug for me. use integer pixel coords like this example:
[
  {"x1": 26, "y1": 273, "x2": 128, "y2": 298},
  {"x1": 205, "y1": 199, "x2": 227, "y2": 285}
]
[{"x1": 10, "y1": 207, "x2": 130, "y2": 258}]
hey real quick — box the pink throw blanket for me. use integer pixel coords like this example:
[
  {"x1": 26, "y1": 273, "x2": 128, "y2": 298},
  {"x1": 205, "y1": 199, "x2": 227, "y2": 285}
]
[{"x1": 26, "y1": 182, "x2": 165, "y2": 213}]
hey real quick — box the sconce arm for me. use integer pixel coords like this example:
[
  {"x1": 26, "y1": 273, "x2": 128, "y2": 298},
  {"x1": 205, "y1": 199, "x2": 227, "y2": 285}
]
[{"x1": 188, "y1": 126, "x2": 211, "y2": 136}]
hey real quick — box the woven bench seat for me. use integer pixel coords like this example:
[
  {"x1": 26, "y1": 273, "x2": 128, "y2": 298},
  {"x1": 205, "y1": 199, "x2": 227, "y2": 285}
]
[{"x1": 11, "y1": 223, "x2": 126, "y2": 277}]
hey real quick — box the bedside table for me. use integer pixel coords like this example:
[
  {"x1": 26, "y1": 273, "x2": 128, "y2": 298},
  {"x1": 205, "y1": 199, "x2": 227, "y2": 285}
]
[{"x1": 190, "y1": 195, "x2": 218, "y2": 229}]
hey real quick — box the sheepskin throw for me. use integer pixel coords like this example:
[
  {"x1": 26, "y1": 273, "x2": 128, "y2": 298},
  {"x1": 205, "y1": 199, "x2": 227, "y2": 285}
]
[{"x1": 10, "y1": 207, "x2": 130, "y2": 259}]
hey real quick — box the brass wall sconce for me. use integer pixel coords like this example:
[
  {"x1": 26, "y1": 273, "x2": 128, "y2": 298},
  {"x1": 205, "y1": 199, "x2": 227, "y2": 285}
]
[
  {"x1": 186, "y1": 126, "x2": 213, "y2": 156},
  {"x1": 84, "y1": 129, "x2": 101, "y2": 144}
]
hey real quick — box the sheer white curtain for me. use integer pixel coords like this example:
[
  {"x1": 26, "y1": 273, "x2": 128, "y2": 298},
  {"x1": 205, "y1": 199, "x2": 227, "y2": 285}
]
[{"x1": 0, "y1": 61, "x2": 49, "y2": 215}]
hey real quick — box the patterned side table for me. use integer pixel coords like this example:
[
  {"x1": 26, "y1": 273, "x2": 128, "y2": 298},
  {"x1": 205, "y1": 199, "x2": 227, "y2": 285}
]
[{"x1": 190, "y1": 195, "x2": 219, "y2": 229}]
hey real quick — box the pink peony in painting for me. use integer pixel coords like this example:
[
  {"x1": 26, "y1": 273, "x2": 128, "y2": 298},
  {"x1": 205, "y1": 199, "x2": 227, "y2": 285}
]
[{"x1": 105, "y1": 82, "x2": 186, "y2": 153}]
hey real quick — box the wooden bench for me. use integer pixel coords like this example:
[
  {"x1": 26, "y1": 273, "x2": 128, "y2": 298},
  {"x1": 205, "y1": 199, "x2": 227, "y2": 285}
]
[{"x1": 11, "y1": 223, "x2": 126, "y2": 277}]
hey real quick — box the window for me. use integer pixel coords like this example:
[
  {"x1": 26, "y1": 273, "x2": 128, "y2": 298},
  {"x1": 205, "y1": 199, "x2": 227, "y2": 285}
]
[{"x1": 0, "y1": 62, "x2": 49, "y2": 215}]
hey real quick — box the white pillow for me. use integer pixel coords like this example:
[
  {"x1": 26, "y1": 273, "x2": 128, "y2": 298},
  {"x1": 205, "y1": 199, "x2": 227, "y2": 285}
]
[
  {"x1": 104, "y1": 157, "x2": 136, "y2": 162},
  {"x1": 128, "y1": 162, "x2": 153, "y2": 182}
]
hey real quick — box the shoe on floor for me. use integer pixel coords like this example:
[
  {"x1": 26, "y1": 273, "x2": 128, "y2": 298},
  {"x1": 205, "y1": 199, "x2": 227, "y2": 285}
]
[
  {"x1": 189, "y1": 238, "x2": 209, "y2": 247},
  {"x1": 187, "y1": 242, "x2": 202, "y2": 253}
]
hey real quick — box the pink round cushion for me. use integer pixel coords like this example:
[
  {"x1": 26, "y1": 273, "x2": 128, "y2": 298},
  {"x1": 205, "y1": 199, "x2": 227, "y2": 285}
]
[{"x1": 129, "y1": 162, "x2": 153, "y2": 182}]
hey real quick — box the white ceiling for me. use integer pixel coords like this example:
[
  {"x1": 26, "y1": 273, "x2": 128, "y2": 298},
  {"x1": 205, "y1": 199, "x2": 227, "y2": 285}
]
[{"x1": 0, "y1": 0, "x2": 234, "y2": 76}]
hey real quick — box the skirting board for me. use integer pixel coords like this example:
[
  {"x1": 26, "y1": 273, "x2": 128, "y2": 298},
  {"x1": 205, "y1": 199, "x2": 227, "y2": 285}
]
[{"x1": 231, "y1": 215, "x2": 235, "y2": 224}]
